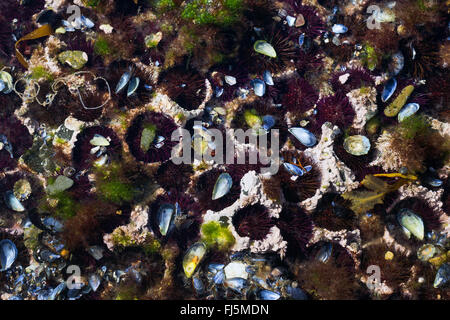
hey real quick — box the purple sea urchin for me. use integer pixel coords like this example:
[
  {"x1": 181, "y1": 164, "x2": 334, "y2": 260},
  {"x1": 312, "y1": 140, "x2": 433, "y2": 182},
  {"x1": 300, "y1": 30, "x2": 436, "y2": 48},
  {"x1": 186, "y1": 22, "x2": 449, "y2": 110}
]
[
  {"x1": 283, "y1": 2, "x2": 326, "y2": 39},
  {"x1": 313, "y1": 93, "x2": 356, "y2": 131},
  {"x1": 276, "y1": 203, "x2": 313, "y2": 256},
  {"x1": 126, "y1": 112, "x2": 178, "y2": 164},
  {"x1": 245, "y1": 24, "x2": 297, "y2": 73},
  {"x1": 0, "y1": 116, "x2": 33, "y2": 171},
  {"x1": 232, "y1": 204, "x2": 274, "y2": 241},
  {"x1": 330, "y1": 68, "x2": 375, "y2": 95},
  {"x1": 159, "y1": 67, "x2": 207, "y2": 111},
  {"x1": 192, "y1": 168, "x2": 241, "y2": 213},
  {"x1": 282, "y1": 77, "x2": 318, "y2": 119},
  {"x1": 73, "y1": 126, "x2": 122, "y2": 170}
]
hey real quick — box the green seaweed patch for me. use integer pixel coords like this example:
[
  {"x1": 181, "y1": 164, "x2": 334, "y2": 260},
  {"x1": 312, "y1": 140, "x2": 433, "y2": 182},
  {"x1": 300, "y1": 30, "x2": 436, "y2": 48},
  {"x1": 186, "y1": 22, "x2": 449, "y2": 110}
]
[
  {"x1": 94, "y1": 163, "x2": 137, "y2": 205},
  {"x1": 397, "y1": 114, "x2": 429, "y2": 139},
  {"x1": 153, "y1": 0, "x2": 176, "y2": 13},
  {"x1": 94, "y1": 36, "x2": 113, "y2": 56},
  {"x1": 201, "y1": 221, "x2": 235, "y2": 251},
  {"x1": 181, "y1": 0, "x2": 244, "y2": 27},
  {"x1": 97, "y1": 180, "x2": 136, "y2": 204},
  {"x1": 143, "y1": 236, "x2": 162, "y2": 255},
  {"x1": 361, "y1": 44, "x2": 380, "y2": 71},
  {"x1": 112, "y1": 229, "x2": 136, "y2": 247},
  {"x1": 47, "y1": 191, "x2": 79, "y2": 220},
  {"x1": 23, "y1": 225, "x2": 42, "y2": 251},
  {"x1": 31, "y1": 66, "x2": 53, "y2": 81}
]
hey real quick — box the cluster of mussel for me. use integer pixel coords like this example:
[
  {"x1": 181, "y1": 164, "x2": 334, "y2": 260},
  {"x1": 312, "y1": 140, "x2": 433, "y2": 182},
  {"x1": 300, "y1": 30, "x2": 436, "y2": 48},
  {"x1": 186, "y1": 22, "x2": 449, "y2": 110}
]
[{"x1": 182, "y1": 246, "x2": 307, "y2": 300}]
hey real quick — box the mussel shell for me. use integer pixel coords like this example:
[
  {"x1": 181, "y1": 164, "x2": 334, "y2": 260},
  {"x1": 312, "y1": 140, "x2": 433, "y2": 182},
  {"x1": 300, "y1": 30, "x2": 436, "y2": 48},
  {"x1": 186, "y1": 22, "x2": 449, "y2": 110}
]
[
  {"x1": 4, "y1": 191, "x2": 25, "y2": 212},
  {"x1": 381, "y1": 78, "x2": 397, "y2": 102},
  {"x1": 127, "y1": 77, "x2": 140, "y2": 97},
  {"x1": 212, "y1": 173, "x2": 233, "y2": 200},
  {"x1": 89, "y1": 274, "x2": 101, "y2": 292},
  {"x1": 315, "y1": 242, "x2": 333, "y2": 263},
  {"x1": 397, "y1": 208, "x2": 424, "y2": 240},
  {"x1": 0, "y1": 239, "x2": 18, "y2": 271},
  {"x1": 258, "y1": 289, "x2": 281, "y2": 300},
  {"x1": 224, "y1": 277, "x2": 247, "y2": 293},
  {"x1": 262, "y1": 115, "x2": 275, "y2": 131},
  {"x1": 332, "y1": 24, "x2": 348, "y2": 34},
  {"x1": 251, "y1": 79, "x2": 266, "y2": 97},
  {"x1": 224, "y1": 75, "x2": 237, "y2": 86},
  {"x1": 0, "y1": 71, "x2": 13, "y2": 94},
  {"x1": 253, "y1": 40, "x2": 277, "y2": 58},
  {"x1": 283, "y1": 163, "x2": 305, "y2": 177},
  {"x1": 263, "y1": 70, "x2": 274, "y2": 86},
  {"x1": 288, "y1": 127, "x2": 317, "y2": 147},
  {"x1": 157, "y1": 203, "x2": 175, "y2": 236},
  {"x1": 182, "y1": 242, "x2": 207, "y2": 278},
  {"x1": 398, "y1": 103, "x2": 420, "y2": 122},
  {"x1": 115, "y1": 72, "x2": 131, "y2": 94},
  {"x1": 433, "y1": 263, "x2": 450, "y2": 288},
  {"x1": 89, "y1": 134, "x2": 110, "y2": 147}
]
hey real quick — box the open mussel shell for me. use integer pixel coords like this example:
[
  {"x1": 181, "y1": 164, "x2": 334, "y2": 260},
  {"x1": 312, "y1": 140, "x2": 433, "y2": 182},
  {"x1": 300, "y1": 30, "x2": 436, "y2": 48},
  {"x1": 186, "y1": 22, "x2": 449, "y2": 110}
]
[
  {"x1": 13, "y1": 179, "x2": 32, "y2": 202},
  {"x1": 389, "y1": 52, "x2": 404, "y2": 76},
  {"x1": 140, "y1": 125, "x2": 157, "y2": 152},
  {"x1": 417, "y1": 244, "x2": 437, "y2": 262},
  {"x1": 397, "y1": 209, "x2": 424, "y2": 240},
  {"x1": 47, "y1": 175, "x2": 74, "y2": 195},
  {"x1": 224, "y1": 277, "x2": 248, "y2": 293},
  {"x1": 0, "y1": 239, "x2": 18, "y2": 271},
  {"x1": 212, "y1": 173, "x2": 233, "y2": 200},
  {"x1": 182, "y1": 242, "x2": 207, "y2": 278}
]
